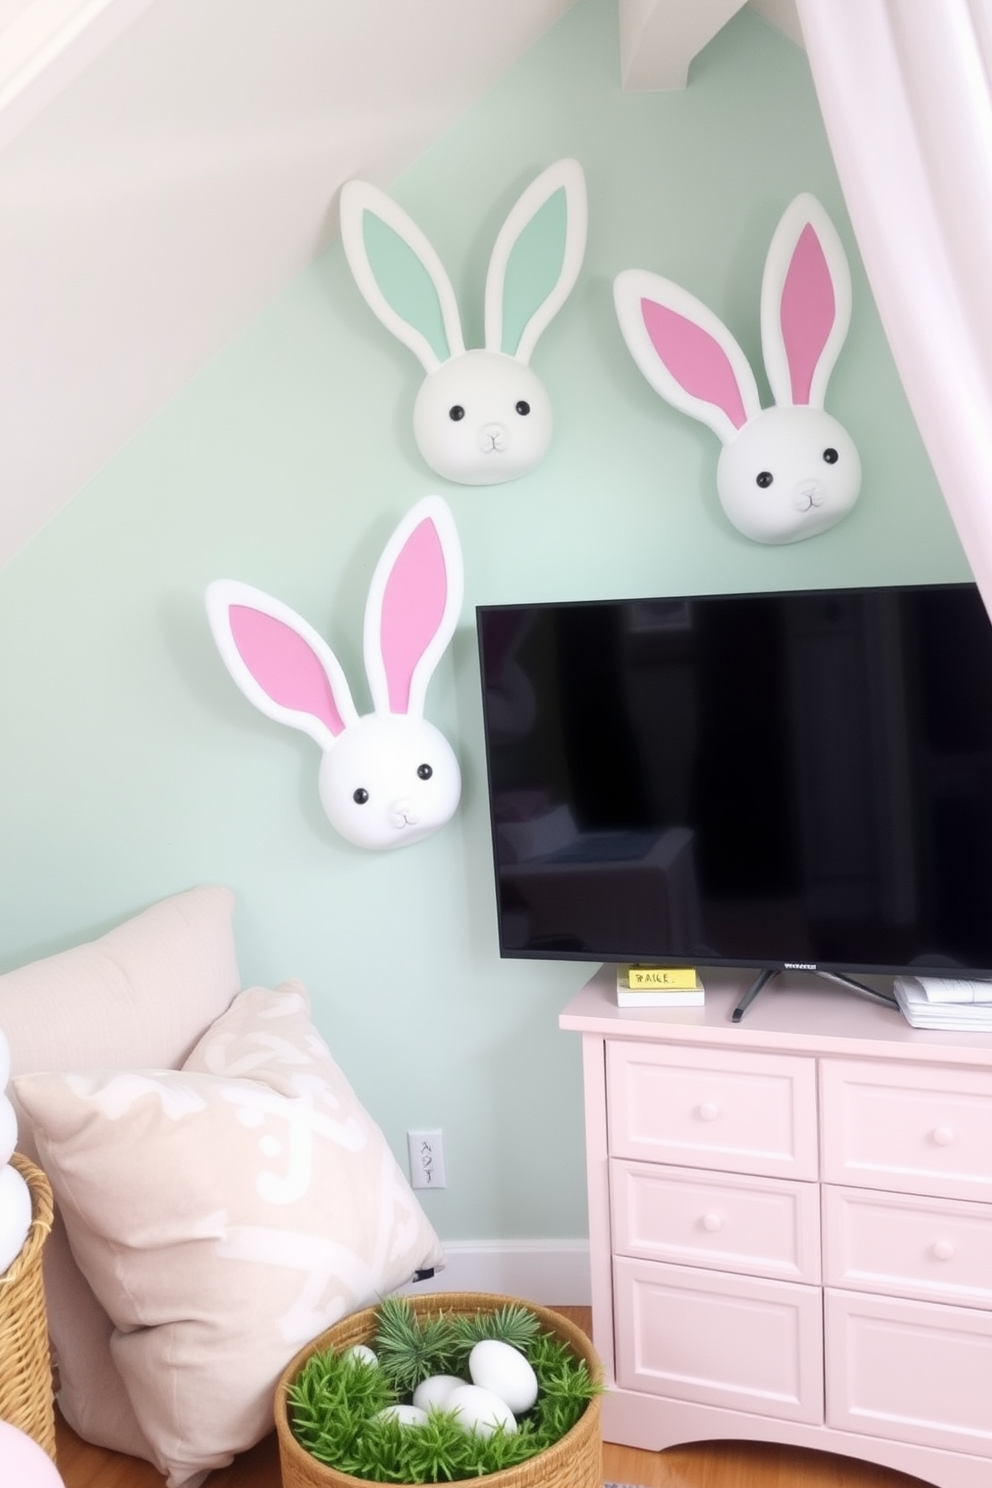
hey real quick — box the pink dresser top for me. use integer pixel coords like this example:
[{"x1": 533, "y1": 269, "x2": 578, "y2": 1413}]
[{"x1": 560, "y1": 965, "x2": 992, "y2": 1067}]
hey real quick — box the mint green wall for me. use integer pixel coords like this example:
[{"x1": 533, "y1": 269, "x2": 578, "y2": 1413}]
[{"x1": 0, "y1": 2, "x2": 969, "y2": 1242}]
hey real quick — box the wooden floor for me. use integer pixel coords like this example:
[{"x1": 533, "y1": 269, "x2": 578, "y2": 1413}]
[{"x1": 55, "y1": 1308, "x2": 928, "y2": 1488}]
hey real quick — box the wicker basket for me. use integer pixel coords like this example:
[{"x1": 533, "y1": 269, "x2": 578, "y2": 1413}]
[
  {"x1": 275, "y1": 1291, "x2": 602, "y2": 1488},
  {"x1": 0, "y1": 1153, "x2": 56, "y2": 1460}
]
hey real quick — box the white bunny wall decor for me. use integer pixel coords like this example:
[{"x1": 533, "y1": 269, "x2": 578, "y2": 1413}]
[
  {"x1": 206, "y1": 496, "x2": 463, "y2": 850},
  {"x1": 339, "y1": 159, "x2": 587, "y2": 486},
  {"x1": 614, "y1": 193, "x2": 861, "y2": 544}
]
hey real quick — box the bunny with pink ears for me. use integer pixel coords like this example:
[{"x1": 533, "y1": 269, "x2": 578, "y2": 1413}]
[
  {"x1": 614, "y1": 193, "x2": 861, "y2": 544},
  {"x1": 206, "y1": 496, "x2": 463, "y2": 850}
]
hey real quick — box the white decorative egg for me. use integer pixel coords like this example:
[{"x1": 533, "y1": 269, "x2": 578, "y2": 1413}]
[
  {"x1": 344, "y1": 1344, "x2": 378, "y2": 1368},
  {"x1": 445, "y1": 1383, "x2": 517, "y2": 1437},
  {"x1": 0, "y1": 1094, "x2": 17, "y2": 1167},
  {"x1": 374, "y1": 1403, "x2": 429, "y2": 1427},
  {"x1": 469, "y1": 1339, "x2": 539, "y2": 1414},
  {"x1": 412, "y1": 1374, "x2": 465, "y2": 1411},
  {"x1": 0, "y1": 1028, "x2": 10, "y2": 1089},
  {"x1": 0, "y1": 1163, "x2": 32, "y2": 1276}
]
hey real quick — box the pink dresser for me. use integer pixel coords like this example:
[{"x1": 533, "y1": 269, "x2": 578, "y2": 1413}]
[{"x1": 561, "y1": 968, "x2": 992, "y2": 1488}]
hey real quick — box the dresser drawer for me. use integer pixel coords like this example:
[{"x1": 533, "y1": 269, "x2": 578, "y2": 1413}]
[
  {"x1": 612, "y1": 1159, "x2": 821, "y2": 1283},
  {"x1": 606, "y1": 1041, "x2": 817, "y2": 1180},
  {"x1": 614, "y1": 1255, "x2": 823, "y2": 1423},
  {"x1": 823, "y1": 1184, "x2": 992, "y2": 1308},
  {"x1": 825, "y1": 1287, "x2": 992, "y2": 1457},
  {"x1": 821, "y1": 1060, "x2": 992, "y2": 1201}
]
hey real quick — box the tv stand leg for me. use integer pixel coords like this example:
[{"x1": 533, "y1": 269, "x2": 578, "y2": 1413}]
[
  {"x1": 731, "y1": 969, "x2": 778, "y2": 1022},
  {"x1": 815, "y1": 970, "x2": 898, "y2": 1008},
  {"x1": 732, "y1": 967, "x2": 899, "y2": 1023}
]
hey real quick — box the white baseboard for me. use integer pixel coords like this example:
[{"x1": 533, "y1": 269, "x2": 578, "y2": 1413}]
[{"x1": 401, "y1": 1240, "x2": 591, "y2": 1306}]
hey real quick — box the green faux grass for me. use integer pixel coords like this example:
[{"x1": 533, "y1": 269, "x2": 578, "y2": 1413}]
[{"x1": 287, "y1": 1298, "x2": 599, "y2": 1482}]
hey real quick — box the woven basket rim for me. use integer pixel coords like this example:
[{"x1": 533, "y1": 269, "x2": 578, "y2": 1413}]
[
  {"x1": 274, "y1": 1291, "x2": 601, "y2": 1488},
  {"x1": 0, "y1": 1154, "x2": 54, "y2": 1289},
  {"x1": 0, "y1": 1151, "x2": 57, "y2": 1462}
]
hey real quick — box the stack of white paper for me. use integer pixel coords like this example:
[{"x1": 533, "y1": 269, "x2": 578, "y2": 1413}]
[{"x1": 893, "y1": 976, "x2": 992, "y2": 1030}]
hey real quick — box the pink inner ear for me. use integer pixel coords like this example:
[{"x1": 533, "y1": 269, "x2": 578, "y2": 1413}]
[
  {"x1": 642, "y1": 299, "x2": 749, "y2": 430},
  {"x1": 230, "y1": 606, "x2": 347, "y2": 736},
  {"x1": 380, "y1": 519, "x2": 447, "y2": 713},
  {"x1": 780, "y1": 223, "x2": 835, "y2": 404}
]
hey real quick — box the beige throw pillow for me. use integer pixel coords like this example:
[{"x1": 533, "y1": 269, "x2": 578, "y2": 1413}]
[
  {"x1": 15, "y1": 981, "x2": 445, "y2": 1488},
  {"x1": 1, "y1": 883, "x2": 241, "y2": 1461}
]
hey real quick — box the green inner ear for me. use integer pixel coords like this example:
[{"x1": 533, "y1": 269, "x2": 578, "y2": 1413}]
[
  {"x1": 499, "y1": 186, "x2": 568, "y2": 356},
  {"x1": 363, "y1": 213, "x2": 451, "y2": 362}
]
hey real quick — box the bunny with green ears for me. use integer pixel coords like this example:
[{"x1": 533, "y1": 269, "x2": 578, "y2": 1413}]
[{"x1": 340, "y1": 160, "x2": 587, "y2": 486}]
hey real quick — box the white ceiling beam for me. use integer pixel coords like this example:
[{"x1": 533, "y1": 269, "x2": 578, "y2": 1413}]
[
  {"x1": 618, "y1": 0, "x2": 748, "y2": 92},
  {"x1": 748, "y1": 0, "x2": 804, "y2": 49}
]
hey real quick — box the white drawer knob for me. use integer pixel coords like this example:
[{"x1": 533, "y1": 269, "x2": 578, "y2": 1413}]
[
  {"x1": 931, "y1": 1125, "x2": 955, "y2": 1147},
  {"x1": 932, "y1": 1240, "x2": 955, "y2": 1262},
  {"x1": 702, "y1": 1212, "x2": 723, "y2": 1233},
  {"x1": 698, "y1": 1102, "x2": 720, "y2": 1122}
]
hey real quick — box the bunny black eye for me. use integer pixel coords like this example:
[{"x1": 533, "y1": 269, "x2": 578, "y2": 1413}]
[
  {"x1": 515, "y1": 401, "x2": 531, "y2": 416},
  {"x1": 417, "y1": 764, "x2": 433, "y2": 781},
  {"x1": 353, "y1": 788, "x2": 369, "y2": 805},
  {"x1": 823, "y1": 447, "x2": 839, "y2": 464},
  {"x1": 448, "y1": 405, "x2": 465, "y2": 422},
  {"x1": 756, "y1": 471, "x2": 774, "y2": 488}
]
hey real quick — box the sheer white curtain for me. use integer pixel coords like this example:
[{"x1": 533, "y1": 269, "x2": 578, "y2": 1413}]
[{"x1": 797, "y1": 0, "x2": 992, "y2": 610}]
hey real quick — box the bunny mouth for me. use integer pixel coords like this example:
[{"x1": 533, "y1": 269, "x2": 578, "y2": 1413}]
[
  {"x1": 478, "y1": 423, "x2": 508, "y2": 455},
  {"x1": 793, "y1": 481, "x2": 825, "y2": 513},
  {"x1": 390, "y1": 802, "x2": 420, "y2": 830}
]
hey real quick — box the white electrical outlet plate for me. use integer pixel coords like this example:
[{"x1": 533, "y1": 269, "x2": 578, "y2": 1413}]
[{"x1": 407, "y1": 1129, "x2": 446, "y2": 1189}]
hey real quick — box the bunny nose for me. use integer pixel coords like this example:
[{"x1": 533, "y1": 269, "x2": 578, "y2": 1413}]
[
  {"x1": 390, "y1": 799, "x2": 419, "y2": 829},
  {"x1": 793, "y1": 480, "x2": 824, "y2": 513},
  {"x1": 477, "y1": 423, "x2": 508, "y2": 454}
]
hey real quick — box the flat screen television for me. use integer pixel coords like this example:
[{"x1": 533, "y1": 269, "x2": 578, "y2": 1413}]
[{"x1": 476, "y1": 582, "x2": 992, "y2": 996}]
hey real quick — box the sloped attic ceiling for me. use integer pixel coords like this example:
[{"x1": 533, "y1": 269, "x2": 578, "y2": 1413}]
[{"x1": 0, "y1": 0, "x2": 801, "y2": 572}]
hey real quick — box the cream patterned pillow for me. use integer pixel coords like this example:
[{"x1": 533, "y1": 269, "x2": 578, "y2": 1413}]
[{"x1": 15, "y1": 981, "x2": 445, "y2": 1488}]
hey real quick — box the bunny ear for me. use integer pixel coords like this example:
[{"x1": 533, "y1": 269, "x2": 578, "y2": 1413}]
[
  {"x1": 484, "y1": 158, "x2": 587, "y2": 364},
  {"x1": 339, "y1": 180, "x2": 465, "y2": 372},
  {"x1": 761, "y1": 193, "x2": 852, "y2": 409},
  {"x1": 206, "y1": 581, "x2": 358, "y2": 752},
  {"x1": 363, "y1": 496, "x2": 464, "y2": 718},
  {"x1": 614, "y1": 268, "x2": 762, "y2": 445}
]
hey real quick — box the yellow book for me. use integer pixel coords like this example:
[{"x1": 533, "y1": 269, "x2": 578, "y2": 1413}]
[{"x1": 621, "y1": 964, "x2": 699, "y2": 991}]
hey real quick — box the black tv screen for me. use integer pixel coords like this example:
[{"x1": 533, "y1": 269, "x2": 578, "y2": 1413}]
[{"x1": 476, "y1": 582, "x2": 992, "y2": 980}]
